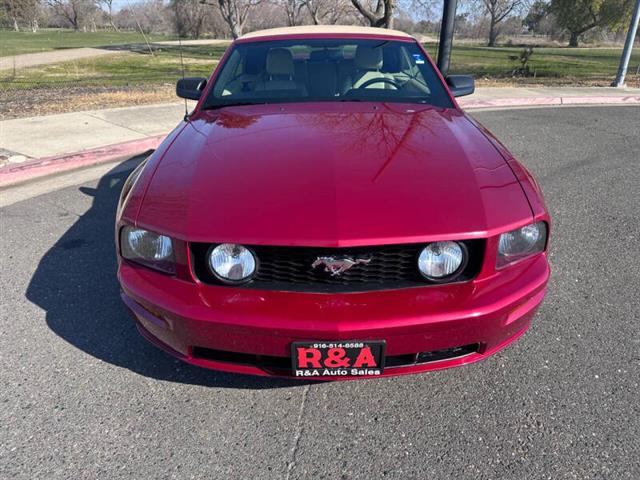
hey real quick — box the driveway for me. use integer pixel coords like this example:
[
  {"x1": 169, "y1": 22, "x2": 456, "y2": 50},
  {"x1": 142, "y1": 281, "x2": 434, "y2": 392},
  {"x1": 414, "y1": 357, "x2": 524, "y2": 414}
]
[{"x1": 1, "y1": 106, "x2": 638, "y2": 479}]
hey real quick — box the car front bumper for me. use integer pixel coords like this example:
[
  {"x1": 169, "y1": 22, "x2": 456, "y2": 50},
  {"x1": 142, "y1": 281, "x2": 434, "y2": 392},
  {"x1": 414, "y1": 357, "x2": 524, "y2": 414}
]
[{"x1": 119, "y1": 253, "x2": 549, "y2": 379}]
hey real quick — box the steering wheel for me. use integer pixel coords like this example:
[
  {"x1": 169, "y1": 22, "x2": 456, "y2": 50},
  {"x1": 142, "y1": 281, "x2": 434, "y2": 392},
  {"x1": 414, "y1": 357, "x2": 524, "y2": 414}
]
[{"x1": 356, "y1": 77, "x2": 401, "y2": 90}]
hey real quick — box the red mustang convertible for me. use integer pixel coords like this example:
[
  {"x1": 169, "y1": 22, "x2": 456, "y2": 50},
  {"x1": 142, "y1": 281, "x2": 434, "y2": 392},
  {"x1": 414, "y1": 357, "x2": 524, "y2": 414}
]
[{"x1": 116, "y1": 26, "x2": 550, "y2": 379}]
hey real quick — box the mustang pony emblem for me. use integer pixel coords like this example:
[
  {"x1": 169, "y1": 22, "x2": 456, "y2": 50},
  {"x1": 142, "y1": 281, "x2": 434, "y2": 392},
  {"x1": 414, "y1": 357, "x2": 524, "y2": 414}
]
[{"x1": 311, "y1": 256, "x2": 372, "y2": 276}]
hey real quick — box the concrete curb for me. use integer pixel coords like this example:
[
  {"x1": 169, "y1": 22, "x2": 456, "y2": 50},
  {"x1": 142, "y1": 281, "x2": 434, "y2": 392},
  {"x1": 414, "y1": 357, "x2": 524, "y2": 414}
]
[
  {"x1": 1, "y1": 96, "x2": 638, "y2": 188},
  {"x1": 0, "y1": 135, "x2": 165, "y2": 188},
  {"x1": 458, "y1": 95, "x2": 640, "y2": 109}
]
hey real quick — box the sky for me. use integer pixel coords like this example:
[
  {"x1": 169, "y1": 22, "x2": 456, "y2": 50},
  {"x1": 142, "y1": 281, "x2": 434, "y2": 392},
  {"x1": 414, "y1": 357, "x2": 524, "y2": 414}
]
[{"x1": 111, "y1": 0, "x2": 139, "y2": 11}]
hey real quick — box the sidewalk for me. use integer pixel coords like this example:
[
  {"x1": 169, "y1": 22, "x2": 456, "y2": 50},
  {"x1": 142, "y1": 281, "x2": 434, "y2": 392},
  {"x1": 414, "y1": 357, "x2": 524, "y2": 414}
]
[
  {"x1": 458, "y1": 86, "x2": 640, "y2": 109},
  {"x1": 1, "y1": 87, "x2": 638, "y2": 186},
  {"x1": 1, "y1": 102, "x2": 188, "y2": 160}
]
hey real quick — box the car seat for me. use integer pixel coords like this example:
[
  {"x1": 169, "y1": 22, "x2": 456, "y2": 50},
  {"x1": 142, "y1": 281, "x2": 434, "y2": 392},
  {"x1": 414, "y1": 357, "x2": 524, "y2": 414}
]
[
  {"x1": 256, "y1": 48, "x2": 307, "y2": 94},
  {"x1": 343, "y1": 45, "x2": 393, "y2": 93}
]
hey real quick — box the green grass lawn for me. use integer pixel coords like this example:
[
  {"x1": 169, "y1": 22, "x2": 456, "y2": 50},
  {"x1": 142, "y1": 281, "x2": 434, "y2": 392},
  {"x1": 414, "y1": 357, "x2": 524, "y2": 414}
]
[
  {"x1": 0, "y1": 28, "x2": 170, "y2": 57},
  {"x1": 0, "y1": 44, "x2": 229, "y2": 90},
  {"x1": 1, "y1": 30, "x2": 637, "y2": 93},
  {"x1": 423, "y1": 43, "x2": 639, "y2": 80}
]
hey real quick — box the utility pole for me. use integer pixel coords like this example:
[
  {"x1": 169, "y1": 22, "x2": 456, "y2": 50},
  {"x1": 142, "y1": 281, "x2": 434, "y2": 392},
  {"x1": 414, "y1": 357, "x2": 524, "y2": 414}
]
[
  {"x1": 437, "y1": 0, "x2": 458, "y2": 76},
  {"x1": 613, "y1": 0, "x2": 640, "y2": 87}
]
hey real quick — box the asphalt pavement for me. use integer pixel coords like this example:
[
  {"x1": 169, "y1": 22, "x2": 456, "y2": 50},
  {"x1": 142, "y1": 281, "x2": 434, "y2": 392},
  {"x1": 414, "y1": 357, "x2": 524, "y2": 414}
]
[{"x1": 1, "y1": 106, "x2": 638, "y2": 479}]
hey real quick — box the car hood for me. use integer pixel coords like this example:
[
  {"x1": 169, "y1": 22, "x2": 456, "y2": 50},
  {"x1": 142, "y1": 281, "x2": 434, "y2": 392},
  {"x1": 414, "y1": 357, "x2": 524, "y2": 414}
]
[{"x1": 136, "y1": 103, "x2": 532, "y2": 246}]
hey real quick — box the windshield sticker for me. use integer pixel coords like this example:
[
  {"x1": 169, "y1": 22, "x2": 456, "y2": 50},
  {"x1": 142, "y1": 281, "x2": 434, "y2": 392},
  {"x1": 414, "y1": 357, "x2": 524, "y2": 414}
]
[{"x1": 412, "y1": 54, "x2": 425, "y2": 65}]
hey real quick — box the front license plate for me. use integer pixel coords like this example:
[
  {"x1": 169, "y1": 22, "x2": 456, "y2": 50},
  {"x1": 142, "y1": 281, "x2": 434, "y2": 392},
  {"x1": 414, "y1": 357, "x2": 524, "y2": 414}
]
[{"x1": 291, "y1": 341, "x2": 386, "y2": 377}]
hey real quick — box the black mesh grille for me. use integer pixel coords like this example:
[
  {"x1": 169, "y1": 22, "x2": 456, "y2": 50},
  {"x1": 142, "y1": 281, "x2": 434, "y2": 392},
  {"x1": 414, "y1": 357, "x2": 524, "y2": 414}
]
[{"x1": 191, "y1": 241, "x2": 484, "y2": 292}]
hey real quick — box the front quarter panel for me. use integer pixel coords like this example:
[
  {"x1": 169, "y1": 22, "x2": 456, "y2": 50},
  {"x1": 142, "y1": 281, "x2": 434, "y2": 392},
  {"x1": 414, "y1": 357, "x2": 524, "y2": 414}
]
[
  {"x1": 463, "y1": 112, "x2": 549, "y2": 221},
  {"x1": 504, "y1": 158, "x2": 548, "y2": 221},
  {"x1": 117, "y1": 121, "x2": 189, "y2": 226}
]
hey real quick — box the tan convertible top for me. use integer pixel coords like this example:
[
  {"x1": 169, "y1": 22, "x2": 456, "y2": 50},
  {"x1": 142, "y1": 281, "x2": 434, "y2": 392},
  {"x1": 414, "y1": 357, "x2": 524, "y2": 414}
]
[{"x1": 239, "y1": 25, "x2": 414, "y2": 41}]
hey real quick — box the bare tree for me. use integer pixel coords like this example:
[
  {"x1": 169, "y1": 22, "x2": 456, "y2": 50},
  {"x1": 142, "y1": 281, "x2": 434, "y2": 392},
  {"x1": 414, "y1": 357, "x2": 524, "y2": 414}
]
[
  {"x1": 47, "y1": 0, "x2": 78, "y2": 30},
  {"x1": 97, "y1": 0, "x2": 117, "y2": 30},
  {"x1": 410, "y1": 0, "x2": 438, "y2": 21},
  {"x1": 30, "y1": 0, "x2": 39, "y2": 31},
  {"x1": 202, "y1": 0, "x2": 263, "y2": 39},
  {"x1": 2, "y1": 0, "x2": 40, "y2": 31},
  {"x1": 305, "y1": 0, "x2": 353, "y2": 25},
  {"x1": 3, "y1": 0, "x2": 24, "y2": 31},
  {"x1": 173, "y1": 0, "x2": 210, "y2": 37},
  {"x1": 350, "y1": 0, "x2": 396, "y2": 28},
  {"x1": 114, "y1": 0, "x2": 176, "y2": 34},
  {"x1": 46, "y1": 0, "x2": 96, "y2": 31},
  {"x1": 275, "y1": 0, "x2": 306, "y2": 26},
  {"x1": 481, "y1": 0, "x2": 525, "y2": 46},
  {"x1": 305, "y1": 0, "x2": 322, "y2": 24}
]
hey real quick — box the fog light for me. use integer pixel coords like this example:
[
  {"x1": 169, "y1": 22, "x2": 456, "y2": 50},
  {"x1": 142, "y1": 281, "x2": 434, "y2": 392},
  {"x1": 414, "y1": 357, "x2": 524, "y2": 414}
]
[
  {"x1": 208, "y1": 244, "x2": 256, "y2": 282},
  {"x1": 418, "y1": 241, "x2": 465, "y2": 280}
]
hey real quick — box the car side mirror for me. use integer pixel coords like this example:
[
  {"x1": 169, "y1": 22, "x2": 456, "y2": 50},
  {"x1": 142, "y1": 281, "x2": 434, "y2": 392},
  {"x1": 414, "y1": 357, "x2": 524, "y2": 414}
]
[
  {"x1": 176, "y1": 77, "x2": 207, "y2": 100},
  {"x1": 446, "y1": 75, "x2": 475, "y2": 97}
]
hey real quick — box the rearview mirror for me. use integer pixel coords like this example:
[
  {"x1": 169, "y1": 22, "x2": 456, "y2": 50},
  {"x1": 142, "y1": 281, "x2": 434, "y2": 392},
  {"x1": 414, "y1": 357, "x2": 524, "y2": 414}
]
[
  {"x1": 177, "y1": 77, "x2": 207, "y2": 100},
  {"x1": 446, "y1": 75, "x2": 475, "y2": 97}
]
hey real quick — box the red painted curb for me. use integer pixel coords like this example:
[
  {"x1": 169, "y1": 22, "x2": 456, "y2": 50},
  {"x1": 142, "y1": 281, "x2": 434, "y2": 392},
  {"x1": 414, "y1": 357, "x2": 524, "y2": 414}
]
[
  {"x1": 460, "y1": 96, "x2": 561, "y2": 109},
  {"x1": 0, "y1": 135, "x2": 165, "y2": 188}
]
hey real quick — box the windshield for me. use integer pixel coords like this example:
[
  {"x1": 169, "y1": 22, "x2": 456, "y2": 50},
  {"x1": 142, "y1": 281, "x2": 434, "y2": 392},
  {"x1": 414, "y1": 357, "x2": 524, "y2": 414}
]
[{"x1": 203, "y1": 39, "x2": 453, "y2": 109}]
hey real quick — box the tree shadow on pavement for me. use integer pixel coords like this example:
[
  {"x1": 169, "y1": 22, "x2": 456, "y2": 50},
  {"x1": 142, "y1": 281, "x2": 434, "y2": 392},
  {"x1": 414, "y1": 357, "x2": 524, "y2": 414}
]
[{"x1": 25, "y1": 157, "x2": 305, "y2": 390}]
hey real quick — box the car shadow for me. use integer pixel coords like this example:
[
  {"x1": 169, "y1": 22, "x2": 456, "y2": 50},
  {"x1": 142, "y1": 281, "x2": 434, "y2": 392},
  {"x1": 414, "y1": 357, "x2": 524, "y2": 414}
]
[{"x1": 25, "y1": 156, "x2": 307, "y2": 390}]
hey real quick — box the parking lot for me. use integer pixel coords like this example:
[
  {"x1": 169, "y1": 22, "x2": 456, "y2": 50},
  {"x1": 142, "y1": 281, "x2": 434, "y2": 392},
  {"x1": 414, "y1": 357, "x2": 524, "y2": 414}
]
[{"x1": 1, "y1": 106, "x2": 638, "y2": 479}]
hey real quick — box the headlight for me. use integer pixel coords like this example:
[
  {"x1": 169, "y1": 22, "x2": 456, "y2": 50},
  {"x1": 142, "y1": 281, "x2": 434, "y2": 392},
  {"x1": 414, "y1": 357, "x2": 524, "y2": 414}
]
[
  {"x1": 208, "y1": 244, "x2": 256, "y2": 283},
  {"x1": 497, "y1": 221, "x2": 547, "y2": 268},
  {"x1": 418, "y1": 241, "x2": 466, "y2": 281},
  {"x1": 120, "y1": 226, "x2": 175, "y2": 273}
]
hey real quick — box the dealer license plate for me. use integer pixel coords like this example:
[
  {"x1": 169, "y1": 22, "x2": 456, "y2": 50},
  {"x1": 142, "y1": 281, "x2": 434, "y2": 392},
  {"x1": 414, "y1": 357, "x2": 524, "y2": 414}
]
[{"x1": 291, "y1": 341, "x2": 386, "y2": 377}]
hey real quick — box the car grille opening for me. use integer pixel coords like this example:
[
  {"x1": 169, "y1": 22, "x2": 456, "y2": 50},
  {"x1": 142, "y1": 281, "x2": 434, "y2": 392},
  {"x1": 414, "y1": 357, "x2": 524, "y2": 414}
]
[
  {"x1": 385, "y1": 344, "x2": 479, "y2": 368},
  {"x1": 191, "y1": 347, "x2": 291, "y2": 370},
  {"x1": 190, "y1": 241, "x2": 484, "y2": 292},
  {"x1": 191, "y1": 344, "x2": 480, "y2": 373}
]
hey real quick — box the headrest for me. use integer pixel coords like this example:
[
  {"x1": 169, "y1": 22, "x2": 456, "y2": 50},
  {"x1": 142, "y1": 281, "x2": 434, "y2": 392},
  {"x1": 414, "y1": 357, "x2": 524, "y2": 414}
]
[
  {"x1": 355, "y1": 46, "x2": 383, "y2": 70},
  {"x1": 266, "y1": 48, "x2": 294, "y2": 76},
  {"x1": 243, "y1": 50, "x2": 264, "y2": 75}
]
